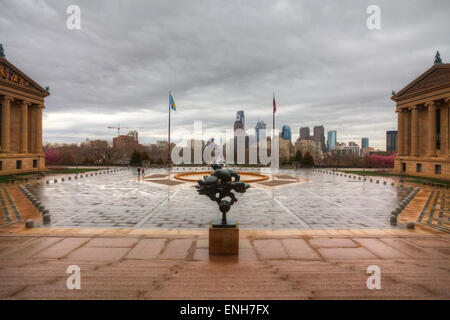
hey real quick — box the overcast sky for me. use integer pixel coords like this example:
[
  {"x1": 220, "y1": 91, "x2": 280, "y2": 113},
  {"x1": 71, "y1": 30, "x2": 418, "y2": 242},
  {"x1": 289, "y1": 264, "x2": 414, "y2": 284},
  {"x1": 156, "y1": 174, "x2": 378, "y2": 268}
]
[{"x1": 1, "y1": 0, "x2": 449, "y2": 149}]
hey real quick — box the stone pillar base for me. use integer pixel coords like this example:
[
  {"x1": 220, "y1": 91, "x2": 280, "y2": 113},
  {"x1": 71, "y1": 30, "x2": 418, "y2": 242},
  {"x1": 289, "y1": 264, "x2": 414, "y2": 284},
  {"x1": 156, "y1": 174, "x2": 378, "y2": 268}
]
[{"x1": 209, "y1": 225, "x2": 239, "y2": 255}]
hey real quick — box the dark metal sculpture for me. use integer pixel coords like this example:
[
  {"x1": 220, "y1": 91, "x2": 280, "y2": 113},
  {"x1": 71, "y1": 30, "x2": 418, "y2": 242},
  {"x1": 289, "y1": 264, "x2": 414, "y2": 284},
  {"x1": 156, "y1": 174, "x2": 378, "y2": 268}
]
[{"x1": 196, "y1": 164, "x2": 250, "y2": 227}]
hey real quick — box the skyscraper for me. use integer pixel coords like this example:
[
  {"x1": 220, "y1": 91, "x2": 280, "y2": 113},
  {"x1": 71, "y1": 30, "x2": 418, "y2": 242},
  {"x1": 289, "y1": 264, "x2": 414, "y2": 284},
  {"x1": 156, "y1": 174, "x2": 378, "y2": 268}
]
[
  {"x1": 255, "y1": 120, "x2": 267, "y2": 143},
  {"x1": 281, "y1": 125, "x2": 292, "y2": 143},
  {"x1": 386, "y1": 130, "x2": 398, "y2": 153},
  {"x1": 234, "y1": 110, "x2": 245, "y2": 131},
  {"x1": 299, "y1": 127, "x2": 310, "y2": 140},
  {"x1": 327, "y1": 130, "x2": 337, "y2": 151},
  {"x1": 361, "y1": 137, "x2": 369, "y2": 149},
  {"x1": 313, "y1": 125, "x2": 326, "y2": 153}
]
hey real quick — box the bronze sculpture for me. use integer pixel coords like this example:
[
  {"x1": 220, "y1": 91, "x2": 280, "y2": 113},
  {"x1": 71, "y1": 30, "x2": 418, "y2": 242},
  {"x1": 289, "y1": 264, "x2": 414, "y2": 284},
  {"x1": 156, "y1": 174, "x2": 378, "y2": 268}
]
[{"x1": 196, "y1": 164, "x2": 250, "y2": 227}]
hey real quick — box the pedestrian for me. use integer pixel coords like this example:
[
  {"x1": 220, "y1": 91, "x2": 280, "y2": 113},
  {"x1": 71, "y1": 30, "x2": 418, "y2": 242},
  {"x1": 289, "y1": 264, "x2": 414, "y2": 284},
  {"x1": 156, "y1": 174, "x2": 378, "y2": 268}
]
[
  {"x1": 142, "y1": 168, "x2": 145, "y2": 176},
  {"x1": 137, "y1": 167, "x2": 141, "y2": 177}
]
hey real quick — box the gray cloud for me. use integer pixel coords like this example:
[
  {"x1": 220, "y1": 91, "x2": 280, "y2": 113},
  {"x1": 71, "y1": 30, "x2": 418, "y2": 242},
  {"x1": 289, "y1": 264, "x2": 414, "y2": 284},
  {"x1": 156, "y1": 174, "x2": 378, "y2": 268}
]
[{"x1": 1, "y1": 0, "x2": 449, "y2": 149}]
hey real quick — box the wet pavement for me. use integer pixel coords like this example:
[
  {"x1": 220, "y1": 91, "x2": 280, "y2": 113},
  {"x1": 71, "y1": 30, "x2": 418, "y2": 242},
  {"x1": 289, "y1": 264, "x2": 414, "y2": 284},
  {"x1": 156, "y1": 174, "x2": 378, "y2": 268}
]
[{"x1": 26, "y1": 168, "x2": 410, "y2": 230}]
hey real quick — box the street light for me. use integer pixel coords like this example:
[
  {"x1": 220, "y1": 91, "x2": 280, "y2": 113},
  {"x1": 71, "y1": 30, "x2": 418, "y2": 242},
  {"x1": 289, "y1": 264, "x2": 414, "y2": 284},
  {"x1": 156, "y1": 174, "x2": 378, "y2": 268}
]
[{"x1": 37, "y1": 155, "x2": 41, "y2": 180}]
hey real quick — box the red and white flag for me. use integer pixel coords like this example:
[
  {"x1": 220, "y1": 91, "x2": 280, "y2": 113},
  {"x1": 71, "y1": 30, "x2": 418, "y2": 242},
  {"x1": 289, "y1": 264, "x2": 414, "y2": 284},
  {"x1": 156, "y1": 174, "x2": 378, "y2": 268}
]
[{"x1": 273, "y1": 93, "x2": 277, "y2": 114}]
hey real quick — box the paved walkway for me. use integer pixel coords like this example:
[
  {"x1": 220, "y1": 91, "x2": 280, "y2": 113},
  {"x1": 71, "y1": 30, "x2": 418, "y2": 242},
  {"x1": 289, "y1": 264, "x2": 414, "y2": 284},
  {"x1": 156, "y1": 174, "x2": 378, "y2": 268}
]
[
  {"x1": 16, "y1": 168, "x2": 412, "y2": 230},
  {"x1": 0, "y1": 168, "x2": 448, "y2": 299},
  {"x1": 0, "y1": 229, "x2": 449, "y2": 299}
]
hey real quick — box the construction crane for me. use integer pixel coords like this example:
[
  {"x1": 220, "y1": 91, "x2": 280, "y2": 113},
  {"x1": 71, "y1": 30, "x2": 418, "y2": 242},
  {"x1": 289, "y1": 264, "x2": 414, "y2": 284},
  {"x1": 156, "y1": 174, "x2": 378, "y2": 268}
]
[{"x1": 107, "y1": 124, "x2": 144, "y2": 137}]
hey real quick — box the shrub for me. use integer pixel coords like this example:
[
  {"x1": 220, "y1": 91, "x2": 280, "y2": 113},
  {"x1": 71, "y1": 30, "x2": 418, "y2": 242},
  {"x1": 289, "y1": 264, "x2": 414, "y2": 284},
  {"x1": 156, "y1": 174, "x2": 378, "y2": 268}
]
[{"x1": 301, "y1": 152, "x2": 315, "y2": 167}]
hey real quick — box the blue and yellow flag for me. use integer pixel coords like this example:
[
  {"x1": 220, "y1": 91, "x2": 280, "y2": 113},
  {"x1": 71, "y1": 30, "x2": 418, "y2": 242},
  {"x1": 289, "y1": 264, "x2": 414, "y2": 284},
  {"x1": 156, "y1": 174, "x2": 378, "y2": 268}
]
[{"x1": 170, "y1": 93, "x2": 176, "y2": 111}]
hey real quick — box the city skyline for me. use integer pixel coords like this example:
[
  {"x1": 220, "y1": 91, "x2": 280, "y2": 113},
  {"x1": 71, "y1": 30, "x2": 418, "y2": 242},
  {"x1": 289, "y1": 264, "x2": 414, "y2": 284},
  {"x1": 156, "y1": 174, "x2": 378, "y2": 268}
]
[{"x1": 1, "y1": 1, "x2": 448, "y2": 150}]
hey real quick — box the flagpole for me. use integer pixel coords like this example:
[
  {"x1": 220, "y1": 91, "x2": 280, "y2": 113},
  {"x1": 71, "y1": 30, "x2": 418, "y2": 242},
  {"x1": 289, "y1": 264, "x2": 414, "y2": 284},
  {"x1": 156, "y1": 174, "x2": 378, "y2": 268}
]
[
  {"x1": 168, "y1": 90, "x2": 171, "y2": 165},
  {"x1": 273, "y1": 92, "x2": 275, "y2": 138},
  {"x1": 272, "y1": 92, "x2": 275, "y2": 181}
]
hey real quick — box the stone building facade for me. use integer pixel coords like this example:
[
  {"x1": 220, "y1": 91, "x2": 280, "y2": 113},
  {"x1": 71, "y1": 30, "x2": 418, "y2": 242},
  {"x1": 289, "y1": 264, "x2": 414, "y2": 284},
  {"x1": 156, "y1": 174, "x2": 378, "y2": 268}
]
[
  {"x1": 0, "y1": 53, "x2": 49, "y2": 175},
  {"x1": 392, "y1": 62, "x2": 450, "y2": 179},
  {"x1": 279, "y1": 137, "x2": 291, "y2": 161},
  {"x1": 295, "y1": 139, "x2": 322, "y2": 162}
]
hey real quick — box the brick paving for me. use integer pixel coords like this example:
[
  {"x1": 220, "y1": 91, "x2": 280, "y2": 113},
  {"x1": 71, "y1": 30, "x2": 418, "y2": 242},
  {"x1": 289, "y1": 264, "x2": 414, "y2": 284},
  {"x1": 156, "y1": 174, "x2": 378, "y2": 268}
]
[{"x1": 0, "y1": 232, "x2": 448, "y2": 299}]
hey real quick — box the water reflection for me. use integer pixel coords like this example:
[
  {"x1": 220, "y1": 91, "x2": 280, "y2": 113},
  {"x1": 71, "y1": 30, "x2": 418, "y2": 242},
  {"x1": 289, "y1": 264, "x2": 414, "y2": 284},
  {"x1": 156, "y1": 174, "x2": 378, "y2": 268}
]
[{"x1": 28, "y1": 168, "x2": 409, "y2": 229}]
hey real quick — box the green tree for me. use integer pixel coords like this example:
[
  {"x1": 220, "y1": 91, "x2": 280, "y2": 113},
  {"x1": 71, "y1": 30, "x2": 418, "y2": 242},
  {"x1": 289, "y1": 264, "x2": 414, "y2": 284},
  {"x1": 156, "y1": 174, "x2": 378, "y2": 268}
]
[
  {"x1": 294, "y1": 150, "x2": 303, "y2": 163},
  {"x1": 82, "y1": 156, "x2": 94, "y2": 165},
  {"x1": 59, "y1": 149, "x2": 75, "y2": 165},
  {"x1": 301, "y1": 152, "x2": 315, "y2": 167},
  {"x1": 130, "y1": 150, "x2": 142, "y2": 166},
  {"x1": 141, "y1": 151, "x2": 150, "y2": 161}
]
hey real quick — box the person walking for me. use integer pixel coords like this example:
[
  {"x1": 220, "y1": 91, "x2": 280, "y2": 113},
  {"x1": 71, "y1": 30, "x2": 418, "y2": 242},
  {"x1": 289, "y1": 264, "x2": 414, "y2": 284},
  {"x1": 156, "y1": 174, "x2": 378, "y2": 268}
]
[
  {"x1": 137, "y1": 167, "x2": 141, "y2": 177},
  {"x1": 142, "y1": 168, "x2": 145, "y2": 176}
]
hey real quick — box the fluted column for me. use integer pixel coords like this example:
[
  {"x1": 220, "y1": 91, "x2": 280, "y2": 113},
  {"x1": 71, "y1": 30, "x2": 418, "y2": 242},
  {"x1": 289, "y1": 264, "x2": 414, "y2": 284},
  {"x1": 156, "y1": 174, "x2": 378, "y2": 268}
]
[
  {"x1": 427, "y1": 101, "x2": 436, "y2": 157},
  {"x1": 446, "y1": 98, "x2": 450, "y2": 157},
  {"x1": 403, "y1": 109, "x2": 410, "y2": 156},
  {"x1": 20, "y1": 101, "x2": 30, "y2": 153},
  {"x1": 397, "y1": 109, "x2": 404, "y2": 155},
  {"x1": 1, "y1": 96, "x2": 13, "y2": 153},
  {"x1": 35, "y1": 105, "x2": 43, "y2": 154},
  {"x1": 411, "y1": 106, "x2": 419, "y2": 157}
]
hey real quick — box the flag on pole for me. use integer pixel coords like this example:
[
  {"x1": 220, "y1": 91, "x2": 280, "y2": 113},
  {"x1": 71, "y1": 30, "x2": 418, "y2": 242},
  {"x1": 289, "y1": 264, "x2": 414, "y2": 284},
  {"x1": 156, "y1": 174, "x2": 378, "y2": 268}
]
[
  {"x1": 273, "y1": 93, "x2": 276, "y2": 113},
  {"x1": 170, "y1": 93, "x2": 177, "y2": 111}
]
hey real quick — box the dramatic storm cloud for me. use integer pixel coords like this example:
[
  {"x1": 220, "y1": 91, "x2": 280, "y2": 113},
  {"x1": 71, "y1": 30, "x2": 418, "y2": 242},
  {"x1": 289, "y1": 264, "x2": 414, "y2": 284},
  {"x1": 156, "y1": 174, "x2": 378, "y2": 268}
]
[{"x1": 0, "y1": 0, "x2": 449, "y2": 149}]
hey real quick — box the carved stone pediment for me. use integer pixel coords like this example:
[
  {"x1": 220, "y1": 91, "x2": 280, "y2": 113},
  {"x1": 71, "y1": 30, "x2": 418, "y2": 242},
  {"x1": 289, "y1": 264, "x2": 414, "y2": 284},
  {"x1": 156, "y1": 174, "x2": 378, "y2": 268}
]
[
  {"x1": 392, "y1": 64, "x2": 450, "y2": 101},
  {"x1": 0, "y1": 57, "x2": 49, "y2": 97}
]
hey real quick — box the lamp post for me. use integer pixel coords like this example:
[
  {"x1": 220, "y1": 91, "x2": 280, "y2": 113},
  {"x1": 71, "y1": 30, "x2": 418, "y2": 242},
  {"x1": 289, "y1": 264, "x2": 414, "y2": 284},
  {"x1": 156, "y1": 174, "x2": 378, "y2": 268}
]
[
  {"x1": 400, "y1": 161, "x2": 404, "y2": 183},
  {"x1": 363, "y1": 155, "x2": 366, "y2": 178},
  {"x1": 37, "y1": 155, "x2": 41, "y2": 180}
]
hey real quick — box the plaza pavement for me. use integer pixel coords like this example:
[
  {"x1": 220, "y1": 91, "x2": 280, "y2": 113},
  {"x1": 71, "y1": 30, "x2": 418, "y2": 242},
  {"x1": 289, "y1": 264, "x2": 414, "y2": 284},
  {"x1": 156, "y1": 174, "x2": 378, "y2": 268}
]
[
  {"x1": 0, "y1": 168, "x2": 449, "y2": 299},
  {"x1": 0, "y1": 226, "x2": 449, "y2": 299},
  {"x1": 20, "y1": 168, "x2": 412, "y2": 230}
]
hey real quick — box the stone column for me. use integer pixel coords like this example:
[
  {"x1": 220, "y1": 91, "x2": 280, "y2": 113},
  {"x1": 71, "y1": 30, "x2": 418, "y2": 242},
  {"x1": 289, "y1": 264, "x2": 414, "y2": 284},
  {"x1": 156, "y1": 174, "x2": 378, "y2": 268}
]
[
  {"x1": 20, "y1": 101, "x2": 30, "y2": 153},
  {"x1": 441, "y1": 98, "x2": 450, "y2": 157},
  {"x1": 35, "y1": 105, "x2": 43, "y2": 154},
  {"x1": 403, "y1": 109, "x2": 410, "y2": 156},
  {"x1": 397, "y1": 109, "x2": 404, "y2": 155},
  {"x1": 446, "y1": 98, "x2": 450, "y2": 157},
  {"x1": 411, "y1": 106, "x2": 419, "y2": 157},
  {"x1": 1, "y1": 96, "x2": 13, "y2": 153},
  {"x1": 427, "y1": 101, "x2": 436, "y2": 157}
]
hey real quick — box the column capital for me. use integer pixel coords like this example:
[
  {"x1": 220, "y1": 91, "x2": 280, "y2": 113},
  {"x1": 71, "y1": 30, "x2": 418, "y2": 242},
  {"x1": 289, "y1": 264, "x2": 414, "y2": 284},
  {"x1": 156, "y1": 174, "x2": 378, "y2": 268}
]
[
  {"x1": 2, "y1": 95, "x2": 14, "y2": 103},
  {"x1": 408, "y1": 105, "x2": 419, "y2": 111},
  {"x1": 445, "y1": 97, "x2": 450, "y2": 104},
  {"x1": 21, "y1": 100, "x2": 32, "y2": 107},
  {"x1": 425, "y1": 101, "x2": 435, "y2": 108}
]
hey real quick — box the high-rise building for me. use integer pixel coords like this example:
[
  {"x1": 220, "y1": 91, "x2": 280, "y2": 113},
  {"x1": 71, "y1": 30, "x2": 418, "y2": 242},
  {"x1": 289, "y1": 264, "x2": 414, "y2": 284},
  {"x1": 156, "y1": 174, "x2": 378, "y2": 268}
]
[
  {"x1": 386, "y1": 130, "x2": 398, "y2": 153},
  {"x1": 361, "y1": 137, "x2": 369, "y2": 149},
  {"x1": 255, "y1": 120, "x2": 266, "y2": 143},
  {"x1": 313, "y1": 125, "x2": 326, "y2": 153},
  {"x1": 234, "y1": 110, "x2": 245, "y2": 131},
  {"x1": 327, "y1": 130, "x2": 337, "y2": 151},
  {"x1": 128, "y1": 130, "x2": 138, "y2": 141},
  {"x1": 281, "y1": 125, "x2": 292, "y2": 143},
  {"x1": 299, "y1": 127, "x2": 310, "y2": 140}
]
